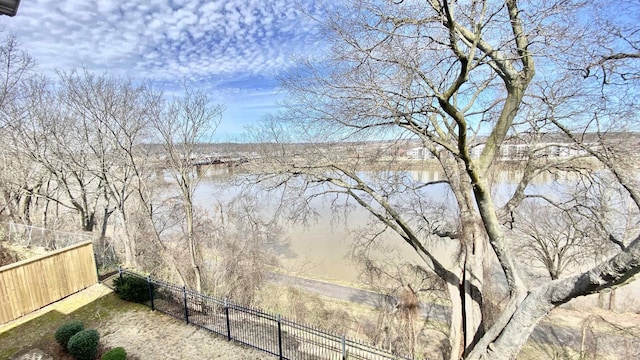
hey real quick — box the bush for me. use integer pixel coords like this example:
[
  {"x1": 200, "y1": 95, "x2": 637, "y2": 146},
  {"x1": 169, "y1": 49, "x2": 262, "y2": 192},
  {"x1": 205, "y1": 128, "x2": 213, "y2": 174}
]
[
  {"x1": 68, "y1": 329, "x2": 100, "y2": 360},
  {"x1": 113, "y1": 274, "x2": 153, "y2": 302},
  {"x1": 0, "y1": 243, "x2": 20, "y2": 267},
  {"x1": 101, "y1": 347, "x2": 127, "y2": 360},
  {"x1": 55, "y1": 320, "x2": 84, "y2": 351}
]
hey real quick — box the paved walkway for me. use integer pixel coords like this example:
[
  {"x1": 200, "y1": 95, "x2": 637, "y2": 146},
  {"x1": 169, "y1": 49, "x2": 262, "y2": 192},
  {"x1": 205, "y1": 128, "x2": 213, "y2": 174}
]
[
  {"x1": 269, "y1": 272, "x2": 451, "y2": 321},
  {"x1": 0, "y1": 283, "x2": 113, "y2": 334}
]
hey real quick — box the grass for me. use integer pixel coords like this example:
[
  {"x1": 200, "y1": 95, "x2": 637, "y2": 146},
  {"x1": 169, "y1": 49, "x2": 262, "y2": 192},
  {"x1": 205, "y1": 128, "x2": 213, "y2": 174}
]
[
  {"x1": 518, "y1": 341, "x2": 584, "y2": 360},
  {"x1": 0, "y1": 293, "x2": 145, "y2": 359}
]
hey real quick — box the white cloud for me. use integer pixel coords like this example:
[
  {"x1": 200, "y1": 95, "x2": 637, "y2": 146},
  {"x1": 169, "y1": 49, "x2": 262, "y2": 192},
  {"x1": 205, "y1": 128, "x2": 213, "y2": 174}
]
[
  {"x1": 5, "y1": 0, "x2": 323, "y2": 84},
  {"x1": 3, "y1": 0, "x2": 326, "y2": 133}
]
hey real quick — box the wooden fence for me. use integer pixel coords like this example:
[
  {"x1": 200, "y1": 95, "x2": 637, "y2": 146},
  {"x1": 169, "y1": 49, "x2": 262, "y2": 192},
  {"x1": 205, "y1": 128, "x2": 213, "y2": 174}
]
[{"x1": 0, "y1": 240, "x2": 98, "y2": 324}]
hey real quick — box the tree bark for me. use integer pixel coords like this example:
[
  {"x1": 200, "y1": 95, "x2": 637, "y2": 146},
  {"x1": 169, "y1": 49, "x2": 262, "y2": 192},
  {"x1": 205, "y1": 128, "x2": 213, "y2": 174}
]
[{"x1": 185, "y1": 201, "x2": 203, "y2": 293}]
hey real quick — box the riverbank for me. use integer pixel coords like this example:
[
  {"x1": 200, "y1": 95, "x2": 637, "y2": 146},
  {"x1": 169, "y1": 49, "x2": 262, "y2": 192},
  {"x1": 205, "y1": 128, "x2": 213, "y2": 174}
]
[{"x1": 267, "y1": 271, "x2": 640, "y2": 359}]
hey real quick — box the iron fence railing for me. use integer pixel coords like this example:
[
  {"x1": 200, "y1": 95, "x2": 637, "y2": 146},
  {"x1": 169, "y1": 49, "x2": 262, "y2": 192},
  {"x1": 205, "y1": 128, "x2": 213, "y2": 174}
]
[{"x1": 117, "y1": 268, "x2": 411, "y2": 360}]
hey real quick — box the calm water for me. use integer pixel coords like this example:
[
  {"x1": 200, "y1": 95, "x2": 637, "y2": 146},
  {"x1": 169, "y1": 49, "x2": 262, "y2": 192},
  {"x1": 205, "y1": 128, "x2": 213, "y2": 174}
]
[{"x1": 190, "y1": 166, "x2": 600, "y2": 283}]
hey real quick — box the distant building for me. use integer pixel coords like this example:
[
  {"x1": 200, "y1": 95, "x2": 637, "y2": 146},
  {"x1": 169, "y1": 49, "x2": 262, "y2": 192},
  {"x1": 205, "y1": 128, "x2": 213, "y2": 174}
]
[
  {"x1": 406, "y1": 137, "x2": 602, "y2": 161},
  {"x1": 471, "y1": 144, "x2": 485, "y2": 158},
  {"x1": 407, "y1": 147, "x2": 434, "y2": 160}
]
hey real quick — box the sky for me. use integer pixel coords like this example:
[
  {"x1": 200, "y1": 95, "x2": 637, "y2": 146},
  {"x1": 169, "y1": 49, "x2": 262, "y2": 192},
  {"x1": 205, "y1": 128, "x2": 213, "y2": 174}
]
[{"x1": 2, "y1": 0, "x2": 325, "y2": 140}]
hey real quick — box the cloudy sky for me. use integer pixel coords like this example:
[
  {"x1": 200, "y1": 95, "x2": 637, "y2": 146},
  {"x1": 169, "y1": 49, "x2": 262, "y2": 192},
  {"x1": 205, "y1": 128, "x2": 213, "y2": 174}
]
[{"x1": 3, "y1": 0, "x2": 325, "y2": 140}]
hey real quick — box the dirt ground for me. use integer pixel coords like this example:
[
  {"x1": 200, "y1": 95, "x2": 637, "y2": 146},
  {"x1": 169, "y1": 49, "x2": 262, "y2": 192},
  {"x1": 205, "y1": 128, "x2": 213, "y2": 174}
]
[
  {"x1": 98, "y1": 308, "x2": 272, "y2": 360},
  {"x1": 0, "y1": 286, "x2": 272, "y2": 360}
]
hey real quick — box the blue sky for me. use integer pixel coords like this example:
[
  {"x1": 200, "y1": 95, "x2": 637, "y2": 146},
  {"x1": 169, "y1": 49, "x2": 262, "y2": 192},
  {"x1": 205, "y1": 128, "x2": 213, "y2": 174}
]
[{"x1": 3, "y1": 0, "x2": 324, "y2": 140}]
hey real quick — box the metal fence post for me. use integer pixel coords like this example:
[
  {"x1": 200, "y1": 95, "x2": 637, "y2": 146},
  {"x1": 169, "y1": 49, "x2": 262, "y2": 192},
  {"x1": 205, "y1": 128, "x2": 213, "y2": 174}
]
[
  {"x1": 277, "y1": 314, "x2": 283, "y2": 360},
  {"x1": 147, "y1": 275, "x2": 154, "y2": 311},
  {"x1": 342, "y1": 334, "x2": 346, "y2": 360},
  {"x1": 183, "y1": 286, "x2": 189, "y2": 324},
  {"x1": 224, "y1": 298, "x2": 231, "y2": 341}
]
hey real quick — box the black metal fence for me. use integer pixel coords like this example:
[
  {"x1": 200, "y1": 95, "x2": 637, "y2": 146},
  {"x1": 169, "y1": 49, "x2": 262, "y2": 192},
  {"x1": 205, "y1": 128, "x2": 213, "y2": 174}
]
[{"x1": 117, "y1": 268, "x2": 410, "y2": 360}]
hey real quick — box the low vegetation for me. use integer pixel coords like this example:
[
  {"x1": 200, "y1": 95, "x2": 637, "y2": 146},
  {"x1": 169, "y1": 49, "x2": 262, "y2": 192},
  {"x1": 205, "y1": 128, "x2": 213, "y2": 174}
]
[
  {"x1": 0, "y1": 242, "x2": 20, "y2": 267},
  {"x1": 67, "y1": 329, "x2": 100, "y2": 360},
  {"x1": 101, "y1": 347, "x2": 126, "y2": 360},
  {"x1": 0, "y1": 294, "x2": 136, "y2": 360},
  {"x1": 112, "y1": 274, "x2": 153, "y2": 303},
  {"x1": 54, "y1": 320, "x2": 84, "y2": 351}
]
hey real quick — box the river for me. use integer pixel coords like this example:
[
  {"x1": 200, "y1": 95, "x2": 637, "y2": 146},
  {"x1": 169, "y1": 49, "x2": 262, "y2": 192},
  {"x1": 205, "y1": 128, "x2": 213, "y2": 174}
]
[{"x1": 189, "y1": 165, "x2": 594, "y2": 284}]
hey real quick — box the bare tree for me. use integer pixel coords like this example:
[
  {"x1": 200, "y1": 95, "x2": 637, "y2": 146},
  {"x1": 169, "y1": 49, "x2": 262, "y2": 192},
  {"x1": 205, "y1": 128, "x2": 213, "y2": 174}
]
[
  {"x1": 513, "y1": 202, "x2": 609, "y2": 281},
  {"x1": 205, "y1": 194, "x2": 284, "y2": 305},
  {"x1": 352, "y1": 243, "x2": 449, "y2": 359},
  {"x1": 0, "y1": 33, "x2": 35, "y2": 131},
  {"x1": 0, "y1": 34, "x2": 39, "y2": 223},
  {"x1": 56, "y1": 69, "x2": 162, "y2": 266},
  {"x1": 10, "y1": 76, "x2": 105, "y2": 232},
  {"x1": 152, "y1": 86, "x2": 224, "y2": 293},
  {"x1": 248, "y1": 1, "x2": 640, "y2": 359}
]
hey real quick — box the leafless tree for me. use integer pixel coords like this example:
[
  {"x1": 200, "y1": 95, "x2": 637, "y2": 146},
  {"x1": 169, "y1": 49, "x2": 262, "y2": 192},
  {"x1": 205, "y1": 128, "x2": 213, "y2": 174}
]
[
  {"x1": 353, "y1": 244, "x2": 449, "y2": 359},
  {"x1": 204, "y1": 194, "x2": 284, "y2": 305},
  {"x1": 247, "y1": 1, "x2": 640, "y2": 359},
  {"x1": 151, "y1": 85, "x2": 224, "y2": 293},
  {"x1": 9, "y1": 76, "x2": 105, "y2": 232},
  {"x1": 0, "y1": 33, "x2": 35, "y2": 131},
  {"x1": 513, "y1": 202, "x2": 609, "y2": 281},
  {"x1": 0, "y1": 34, "x2": 40, "y2": 223},
  {"x1": 56, "y1": 69, "x2": 162, "y2": 266}
]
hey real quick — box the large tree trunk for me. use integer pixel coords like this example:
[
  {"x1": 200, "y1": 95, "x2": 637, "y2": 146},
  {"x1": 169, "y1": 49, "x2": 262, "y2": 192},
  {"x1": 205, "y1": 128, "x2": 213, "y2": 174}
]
[
  {"x1": 100, "y1": 207, "x2": 111, "y2": 239},
  {"x1": 463, "y1": 248, "x2": 484, "y2": 352},
  {"x1": 81, "y1": 210, "x2": 95, "y2": 232},
  {"x1": 467, "y1": 234, "x2": 640, "y2": 359},
  {"x1": 20, "y1": 186, "x2": 36, "y2": 225},
  {"x1": 469, "y1": 288, "x2": 553, "y2": 360},
  {"x1": 447, "y1": 281, "x2": 464, "y2": 360},
  {"x1": 446, "y1": 158, "x2": 486, "y2": 357}
]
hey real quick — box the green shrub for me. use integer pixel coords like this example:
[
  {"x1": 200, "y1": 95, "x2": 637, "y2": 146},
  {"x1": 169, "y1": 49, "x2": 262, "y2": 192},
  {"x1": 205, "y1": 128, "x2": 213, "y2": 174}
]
[
  {"x1": 68, "y1": 329, "x2": 100, "y2": 360},
  {"x1": 101, "y1": 347, "x2": 127, "y2": 360},
  {"x1": 54, "y1": 320, "x2": 84, "y2": 351},
  {"x1": 113, "y1": 274, "x2": 153, "y2": 302}
]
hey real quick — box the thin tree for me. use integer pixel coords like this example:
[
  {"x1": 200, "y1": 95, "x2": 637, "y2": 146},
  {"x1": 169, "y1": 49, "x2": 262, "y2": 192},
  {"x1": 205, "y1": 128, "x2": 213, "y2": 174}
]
[{"x1": 152, "y1": 86, "x2": 224, "y2": 293}]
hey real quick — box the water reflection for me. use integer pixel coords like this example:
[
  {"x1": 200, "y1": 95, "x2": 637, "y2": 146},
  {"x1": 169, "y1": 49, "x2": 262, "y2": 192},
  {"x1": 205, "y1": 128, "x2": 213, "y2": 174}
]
[{"x1": 408, "y1": 165, "x2": 587, "y2": 185}]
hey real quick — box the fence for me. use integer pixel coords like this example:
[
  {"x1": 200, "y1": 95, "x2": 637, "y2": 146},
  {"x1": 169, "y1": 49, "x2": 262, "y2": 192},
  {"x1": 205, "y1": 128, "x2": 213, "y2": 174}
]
[
  {"x1": 2, "y1": 222, "x2": 118, "y2": 274},
  {"x1": 3, "y1": 222, "x2": 96, "y2": 249},
  {"x1": 0, "y1": 241, "x2": 98, "y2": 324},
  {"x1": 118, "y1": 268, "x2": 410, "y2": 360}
]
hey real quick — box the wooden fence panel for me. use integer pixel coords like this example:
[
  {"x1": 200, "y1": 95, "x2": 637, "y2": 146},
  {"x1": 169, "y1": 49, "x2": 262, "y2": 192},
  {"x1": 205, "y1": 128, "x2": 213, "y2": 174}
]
[{"x1": 0, "y1": 241, "x2": 98, "y2": 324}]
